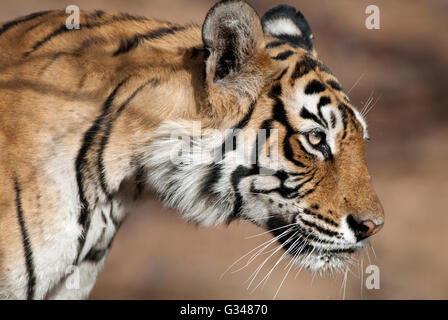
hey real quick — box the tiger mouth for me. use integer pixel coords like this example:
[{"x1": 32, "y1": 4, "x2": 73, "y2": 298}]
[
  {"x1": 271, "y1": 226, "x2": 367, "y2": 272},
  {"x1": 262, "y1": 212, "x2": 370, "y2": 272},
  {"x1": 284, "y1": 242, "x2": 362, "y2": 273},
  {"x1": 283, "y1": 240, "x2": 359, "y2": 259}
]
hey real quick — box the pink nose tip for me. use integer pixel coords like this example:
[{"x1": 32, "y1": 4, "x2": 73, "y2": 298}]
[
  {"x1": 347, "y1": 215, "x2": 384, "y2": 241},
  {"x1": 362, "y1": 220, "x2": 384, "y2": 238}
]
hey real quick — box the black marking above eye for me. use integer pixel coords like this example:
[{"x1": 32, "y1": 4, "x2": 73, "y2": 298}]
[
  {"x1": 317, "y1": 96, "x2": 331, "y2": 128},
  {"x1": 266, "y1": 40, "x2": 287, "y2": 48},
  {"x1": 327, "y1": 79, "x2": 343, "y2": 91},
  {"x1": 272, "y1": 50, "x2": 295, "y2": 60},
  {"x1": 317, "y1": 96, "x2": 331, "y2": 108},
  {"x1": 305, "y1": 80, "x2": 326, "y2": 95},
  {"x1": 300, "y1": 107, "x2": 325, "y2": 128}
]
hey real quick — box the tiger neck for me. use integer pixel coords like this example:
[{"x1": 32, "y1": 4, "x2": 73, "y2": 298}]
[{"x1": 92, "y1": 38, "x2": 244, "y2": 225}]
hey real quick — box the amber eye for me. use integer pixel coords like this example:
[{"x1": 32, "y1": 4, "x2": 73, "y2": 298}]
[{"x1": 307, "y1": 131, "x2": 325, "y2": 146}]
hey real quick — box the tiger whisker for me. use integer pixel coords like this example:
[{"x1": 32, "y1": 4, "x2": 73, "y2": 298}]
[
  {"x1": 220, "y1": 227, "x2": 294, "y2": 279},
  {"x1": 245, "y1": 234, "x2": 295, "y2": 290},
  {"x1": 284, "y1": 231, "x2": 313, "y2": 271},
  {"x1": 273, "y1": 246, "x2": 298, "y2": 300},
  {"x1": 346, "y1": 264, "x2": 359, "y2": 278},
  {"x1": 300, "y1": 242, "x2": 319, "y2": 281},
  {"x1": 339, "y1": 265, "x2": 348, "y2": 300},
  {"x1": 365, "y1": 244, "x2": 372, "y2": 265},
  {"x1": 243, "y1": 231, "x2": 294, "y2": 266},
  {"x1": 360, "y1": 91, "x2": 374, "y2": 117},
  {"x1": 293, "y1": 233, "x2": 317, "y2": 280},
  {"x1": 252, "y1": 234, "x2": 304, "y2": 293},
  {"x1": 290, "y1": 237, "x2": 308, "y2": 286},
  {"x1": 245, "y1": 232, "x2": 297, "y2": 290},
  {"x1": 369, "y1": 242, "x2": 377, "y2": 259},
  {"x1": 347, "y1": 72, "x2": 365, "y2": 94},
  {"x1": 360, "y1": 254, "x2": 364, "y2": 297},
  {"x1": 244, "y1": 222, "x2": 297, "y2": 239},
  {"x1": 363, "y1": 93, "x2": 382, "y2": 117},
  {"x1": 242, "y1": 212, "x2": 295, "y2": 223}
]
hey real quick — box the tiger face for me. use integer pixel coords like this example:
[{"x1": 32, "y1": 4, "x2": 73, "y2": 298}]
[{"x1": 190, "y1": 1, "x2": 385, "y2": 273}]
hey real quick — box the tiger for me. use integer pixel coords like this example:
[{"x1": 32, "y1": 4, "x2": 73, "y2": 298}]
[{"x1": 0, "y1": 0, "x2": 384, "y2": 299}]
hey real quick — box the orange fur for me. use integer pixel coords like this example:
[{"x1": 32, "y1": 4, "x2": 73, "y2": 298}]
[{"x1": 0, "y1": 2, "x2": 383, "y2": 299}]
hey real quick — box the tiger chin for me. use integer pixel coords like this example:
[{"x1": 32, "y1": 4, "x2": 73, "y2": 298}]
[{"x1": 0, "y1": 0, "x2": 384, "y2": 299}]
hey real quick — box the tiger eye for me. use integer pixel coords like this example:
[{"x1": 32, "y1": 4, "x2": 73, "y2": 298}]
[{"x1": 308, "y1": 132, "x2": 324, "y2": 145}]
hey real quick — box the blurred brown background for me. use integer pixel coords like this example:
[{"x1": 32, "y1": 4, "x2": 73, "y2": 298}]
[{"x1": 2, "y1": 0, "x2": 447, "y2": 299}]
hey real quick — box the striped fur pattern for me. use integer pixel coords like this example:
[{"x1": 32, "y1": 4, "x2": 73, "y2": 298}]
[{"x1": 0, "y1": 1, "x2": 384, "y2": 299}]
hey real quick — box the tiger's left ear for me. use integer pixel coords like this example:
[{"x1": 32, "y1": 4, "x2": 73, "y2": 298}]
[
  {"x1": 202, "y1": 0, "x2": 273, "y2": 102},
  {"x1": 261, "y1": 5, "x2": 317, "y2": 56}
]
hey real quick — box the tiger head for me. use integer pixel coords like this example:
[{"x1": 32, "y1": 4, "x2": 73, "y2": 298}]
[{"x1": 152, "y1": 0, "x2": 384, "y2": 273}]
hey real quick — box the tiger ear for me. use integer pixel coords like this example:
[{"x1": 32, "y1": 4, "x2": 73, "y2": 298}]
[
  {"x1": 202, "y1": 0, "x2": 270, "y2": 99},
  {"x1": 261, "y1": 5, "x2": 316, "y2": 56}
]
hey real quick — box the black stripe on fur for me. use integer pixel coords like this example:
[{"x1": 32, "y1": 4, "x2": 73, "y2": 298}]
[
  {"x1": 0, "y1": 11, "x2": 50, "y2": 37},
  {"x1": 14, "y1": 175, "x2": 36, "y2": 300},
  {"x1": 113, "y1": 26, "x2": 186, "y2": 56},
  {"x1": 24, "y1": 14, "x2": 148, "y2": 57},
  {"x1": 74, "y1": 77, "x2": 129, "y2": 264},
  {"x1": 97, "y1": 79, "x2": 157, "y2": 199}
]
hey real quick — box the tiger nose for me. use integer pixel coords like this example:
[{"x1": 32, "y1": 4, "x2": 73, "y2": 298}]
[{"x1": 346, "y1": 214, "x2": 384, "y2": 242}]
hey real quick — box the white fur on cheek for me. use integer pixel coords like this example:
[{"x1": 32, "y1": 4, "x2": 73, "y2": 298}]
[
  {"x1": 352, "y1": 108, "x2": 369, "y2": 139},
  {"x1": 339, "y1": 216, "x2": 357, "y2": 244}
]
